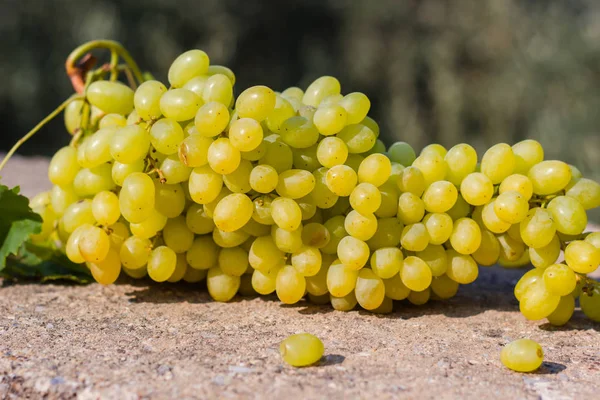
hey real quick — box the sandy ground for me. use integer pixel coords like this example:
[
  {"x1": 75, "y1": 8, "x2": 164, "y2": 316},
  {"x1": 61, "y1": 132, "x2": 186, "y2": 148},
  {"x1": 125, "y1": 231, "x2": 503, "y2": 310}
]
[{"x1": 0, "y1": 154, "x2": 599, "y2": 400}]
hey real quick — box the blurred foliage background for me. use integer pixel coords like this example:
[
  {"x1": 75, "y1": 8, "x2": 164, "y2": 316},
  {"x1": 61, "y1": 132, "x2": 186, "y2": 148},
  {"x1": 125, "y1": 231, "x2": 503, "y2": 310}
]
[{"x1": 1, "y1": 0, "x2": 599, "y2": 189}]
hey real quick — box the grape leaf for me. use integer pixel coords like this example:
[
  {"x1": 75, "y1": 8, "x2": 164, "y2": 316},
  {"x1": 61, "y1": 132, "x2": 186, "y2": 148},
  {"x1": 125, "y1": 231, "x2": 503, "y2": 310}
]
[{"x1": 0, "y1": 184, "x2": 42, "y2": 269}]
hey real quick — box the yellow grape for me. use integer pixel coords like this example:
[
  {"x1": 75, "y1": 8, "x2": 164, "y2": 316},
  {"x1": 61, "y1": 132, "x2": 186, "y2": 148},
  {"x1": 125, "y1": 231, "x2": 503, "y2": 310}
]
[
  {"x1": 87, "y1": 81, "x2": 134, "y2": 115},
  {"x1": 519, "y1": 207, "x2": 556, "y2": 248},
  {"x1": 147, "y1": 246, "x2": 177, "y2": 282},
  {"x1": 119, "y1": 236, "x2": 152, "y2": 270},
  {"x1": 528, "y1": 160, "x2": 571, "y2": 195},
  {"x1": 134, "y1": 80, "x2": 167, "y2": 120},
  {"x1": 339, "y1": 92, "x2": 370, "y2": 124},
  {"x1": 481, "y1": 200, "x2": 511, "y2": 234},
  {"x1": 564, "y1": 240, "x2": 600, "y2": 274},
  {"x1": 337, "y1": 124, "x2": 377, "y2": 154},
  {"x1": 422, "y1": 181, "x2": 458, "y2": 213},
  {"x1": 229, "y1": 118, "x2": 264, "y2": 152},
  {"x1": 291, "y1": 246, "x2": 322, "y2": 276},
  {"x1": 276, "y1": 169, "x2": 316, "y2": 199},
  {"x1": 358, "y1": 154, "x2": 391, "y2": 187},
  {"x1": 543, "y1": 264, "x2": 576, "y2": 296},
  {"x1": 186, "y1": 236, "x2": 219, "y2": 270},
  {"x1": 88, "y1": 248, "x2": 122, "y2": 285},
  {"x1": 499, "y1": 174, "x2": 533, "y2": 200},
  {"x1": 565, "y1": 178, "x2": 600, "y2": 210},
  {"x1": 512, "y1": 139, "x2": 544, "y2": 174},
  {"x1": 168, "y1": 49, "x2": 209, "y2": 88},
  {"x1": 400, "y1": 223, "x2": 429, "y2": 252},
  {"x1": 317, "y1": 136, "x2": 349, "y2": 168},
  {"x1": 450, "y1": 218, "x2": 481, "y2": 255},
  {"x1": 397, "y1": 192, "x2": 425, "y2": 225},
  {"x1": 446, "y1": 249, "x2": 479, "y2": 284},
  {"x1": 460, "y1": 173, "x2": 494, "y2": 206},
  {"x1": 412, "y1": 153, "x2": 447, "y2": 186},
  {"x1": 444, "y1": 143, "x2": 477, "y2": 186},
  {"x1": 546, "y1": 196, "x2": 587, "y2": 235},
  {"x1": 337, "y1": 236, "x2": 370, "y2": 270},
  {"x1": 202, "y1": 74, "x2": 233, "y2": 106},
  {"x1": 344, "y1": 210, "x2": 377, "y2": 241},
  {"x1": 400, "y1": 256, "x2": 432, "y2": 291},
  {"x1": 480, "y1": 143, "x2": 515, "y2": 184},
  {"x1": 163, "y1": 216, "x2": 195, "y2": 253},
  {"x1": 416, "y1": 244, "x2": 448, "y2": 277},
  {"x1": 236, "y1": 85, "x2": 277, "y2": 121},
  {"x1": 207, "y1": 267, "x2": 240, "y2": 302},
  {"x1": 91, "y1": 191, "x2": 120, "y2": 226},
  {"x1": 276, "y1": 265, "x2": 306, "y2": 304},
  {"x1": 265, "y1": 95, "x2": 295, "y2": 133},
  {"x1": 422, "y1": 213, "x2": 453, "y2": 246},
  {"x1": 529, "y1": 234, "x2": 560, "y2": 269},
  {"x1": 249, "y1": 236, "x2": 285, "y2": 272},
  {"x1": 280, "y1": 333, "x2": 324, "y2": 367},
  {"x1": 472, "y1": 229, "x2": 501, "y2": 266},
  {"x1": 313, "y1": 104, "x2": 347, "y2": 135},
  {"x1": 355, "y1": 268, "x2": 385, "y2": 310},
  {"x1": 303, "y1": 76, "x2": 341, "y2": 107},
  {"x1": 327, "y1": 260, "x2": 359, "y2": 297},
  {"x1": 500, "y1": 339, "x2": 544, "y2": 373},
  {"x1": 547, "y1": 295, "x2": 575, "y2": 326},
  {"x1": 326, "y1": 165, "x2": 357, "y2": 197},
  {"x1": 160, "y1": 88, "x2": 202, "y2": 121},
  {"x1": 494, "y1": 191, "x2": 529, "y2": 224}
]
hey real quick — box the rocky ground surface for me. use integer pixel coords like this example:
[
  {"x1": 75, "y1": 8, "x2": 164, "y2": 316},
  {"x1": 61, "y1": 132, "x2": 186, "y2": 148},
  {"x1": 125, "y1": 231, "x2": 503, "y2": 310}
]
[{"x1": 1, "y1": 155, "x2": 598, "y2": 400}]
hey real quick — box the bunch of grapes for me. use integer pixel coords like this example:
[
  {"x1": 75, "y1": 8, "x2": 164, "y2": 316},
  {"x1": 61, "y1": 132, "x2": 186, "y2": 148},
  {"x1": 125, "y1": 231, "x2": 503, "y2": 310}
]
[{"x1": 27, "y1": 43, "x2": 600, "y2": 325}]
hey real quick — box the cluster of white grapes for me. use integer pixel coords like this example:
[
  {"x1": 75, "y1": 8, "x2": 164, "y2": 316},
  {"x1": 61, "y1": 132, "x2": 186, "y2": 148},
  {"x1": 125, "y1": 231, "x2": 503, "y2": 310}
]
[{"x1": 28, "y1": 48, "x2": 600, "y2": 323}]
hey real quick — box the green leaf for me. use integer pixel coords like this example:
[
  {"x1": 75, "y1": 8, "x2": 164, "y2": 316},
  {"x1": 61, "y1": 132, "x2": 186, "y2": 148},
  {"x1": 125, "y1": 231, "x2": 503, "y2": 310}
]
[{"x1": 0, "y1": 184, "x2": 42, "y2": 269}]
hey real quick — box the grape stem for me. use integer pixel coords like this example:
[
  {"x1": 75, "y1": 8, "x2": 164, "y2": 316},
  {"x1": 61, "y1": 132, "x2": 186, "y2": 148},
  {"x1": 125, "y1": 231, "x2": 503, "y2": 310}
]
[
  {"x1": 66, "y1": 40, "x2": 144, "y2": 93},
  {"x1": 0, "y1": 95, "x2": 84, "y2": 173}
]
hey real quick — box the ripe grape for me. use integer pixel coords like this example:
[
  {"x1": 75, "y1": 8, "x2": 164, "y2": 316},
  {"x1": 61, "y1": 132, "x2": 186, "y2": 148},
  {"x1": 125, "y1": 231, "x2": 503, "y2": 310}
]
[
  {"x1": 280, "y1": 333, "x2": 324, "y2": 367},
  {"x1": 500, "y1": 339, "x2": 544, "y2": 373}
]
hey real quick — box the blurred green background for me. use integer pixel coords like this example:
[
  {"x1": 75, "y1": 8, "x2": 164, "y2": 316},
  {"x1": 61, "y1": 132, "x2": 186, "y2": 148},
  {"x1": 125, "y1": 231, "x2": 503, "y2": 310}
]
[{"x1": 1, "y1": 1, "x2": 599, "y2": 194}]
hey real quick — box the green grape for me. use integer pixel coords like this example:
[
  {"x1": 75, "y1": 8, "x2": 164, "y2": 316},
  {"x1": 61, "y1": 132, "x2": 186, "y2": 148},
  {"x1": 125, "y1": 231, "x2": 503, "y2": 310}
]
[
  {"x1": 188, "y1": 165, "x2": 223, "y2": 204},
  {"x1": 400, "y1": 223, "x2": 429, "y2": 252},
  {"x1": 241, "y1": 218, "x2": 271, "y2": 237},
  {"x1": 305, "y1": 254, "x2": 334, "y2": 296},
  {"x1": 580, "y1": 286, "x2": 600, "y2": 322},
  {"x1": 229, "y1": 118, "x2": 263, "y2": 152},
  {"x1": 528, "y1": 160, "x2": 571, "y2": 195},
  {"x1": 168, "y1": 49, "x2": 209, "y2": 87},
  {"x1": 500, "y1": 339, "x2": 544, "y2": 373},
  {"x1": 150, "y1": 118, "x2": 184, "y2": 155},
  {"x1": 422, "y1": 181, "x2": 458, "y2": 213},
  {"x1": 519, "y1": 279, "x2": 560, "y2": 320},
  {"x1": 280, "y1": 333, "x2": 324, "y2": 367},
  {"x1": 303, "y1": 76, "x2": 341, "y2": 107},
  {"x1": 585, "y1": 232, "x2": 600, "y2": 249},
  {"x1": 529, "y1": 234, "x2": 560, "y2": 269},
  {"x1": 375, "y1": 181, "x2": 399, "y2": 218},
  {"x1": 546, "y1": 196, "x2": 587, "y2": 235},
  {"x1": 275, "y1": 169, "x2": 316, "y2": 199},
  {"x1": 77, "y1": 225, "x2": 110, "y2": 263},
  {"x1": 73, "y1": 164, "x2": 116, "y2": 197},
  {"x1": 449, "y1": 217, "x2": 481, "y2": 255},
  {"x1": 236, "y1": 85, "x2": 277, "y2": 121},
  {"x1": 48, "y1": 146, "x2": 80, "y2": 186},
  {"x1": 412, "y1": 153, "x2": 447, "y2": 186},
  {"x1": 202, "y1": 74, "x2": 233, "y2": 106},
  {"x1": 388, "y1": 142, "x2": 416, "y2": 166},
  {"x1": 88, "y1": 248, "x2": 122, "y2": 285},
  {"x1": 292, "y1": 144, "x2": 321, "y2": 171},
  {"x1": 160, "y1": 88, "x2": 202, "y2": 121},
  {"x1": 543, "y1": 264, "x2": 576, "y2": 296},
  {"x1": 186, "y1": 235, "x2": 219, "y2": 270},
  {"x1": 250, "y1": 165, "x2": 279, "y2": 193},
  {"x1": 64, "y1": 99, "x2": 84, "y2": 134},
  {"x1": 249, "y1": 235, "x2": 285, "y2": 272},
  {"x1": 301, "y1": 223, "x2": 330, "y2": 248},
  {"x1": 366, "y1": 217, "x2": 402, "y2": 250},
  {"x1": 166, "y1": 253, "x2": 188, "y2": 283},
  {"x1": 84, "y1": 128, "x2": 116, "y2": 167},
  {"x1": 281, "y1": 86, "x2": 304, "y2": 101},
  {"x1": 129, "y1": 208, "x2": 167, "y2": 239},
  {"x1": 416, "y1": 244, "x2": 448, "y2": 277},
  {"x1": 313, "y1": 104, "x2": 347, "y2": 135},
  {"x1": 519, "y1": 208, "x2": 555, "y2": 248},
  {"x1": 110, "y1": 125, "x2": 150, "y2": 164},
  {"x1": 355, "y1": 268, "x2": 385, "y2": 310},
  {"x1": 431, "y1": 274, "x2": 459, "y2": 299},
  {"x1": 499, "y1": 174, "x2": 533, "y2": 200},
  {"x1": 325, "y1": 165, "x2": 357, "y2": 197},
  {"x1": 444, "y1": 143, "x2": 477, "y2": 186},
  {"x1": 338, "y1": 92, "x2": 370, "y2": 124},
  {"x1": 547, "y1": 295, "x2": 575, "y2": 326},
  {"x1": 497, "y1": 233, "x2": 526, "y2": 262},
  {"x1": 65, "y1": 224, "x2": 92, "y2": 263},
  {"x1": 327, "y1": 260, "x2": 359, "y2": 296},
  {"x1": 344, "y1": 210, "x2": 377, "y2": 241},
  {"x1": 481, "y1": 143, "x2": 515, "y2": 184},
  {"x1": 185, "y1": 204, "x2": 214, "y2": 234},
  {"x1": 146, "y1": 246, "x2": 177, "y2": 282},
  {"x1": 370, "y1": 247, "x2": 403, "y2": 279},
  {"x1": 50, "y1": 184, "x2": 79, "y2": 216},
  {"x1": 207, "y1": 267, "x2": 240, "y2": 302},
  {"x1": 212, "y1": 193, "x2": 254, "y2": 232},
  {"x1": 383, "y1": 274, "x2": 410, "y2": 300},
  {"x1": 320, "y1": 195, "x2": 348, "y2": 221},
  {"x1": 162, "y1": 216, "x2": 194, "y2": 253},
  {"x1": 481, "y1": 200, "x2": 511, "y2": 234},
  {"x1": 308, "y1": 293, "x2": 330, "y2": 305},
  {"x1": 408, "y1": 288, "x2": 431, "y2": 305},
  {"x1": 134, "y1": 80, "x2": 167, "y2": 120},
  {"x1": 337, "y1": 124, "x2": 377, "y2": 154},
  {"x1": 260, "y1": 140, "x2": 293, "y2": 173},
  {"x1": 207, "y1": 65, "x2": 235, "y2": 84},
  {"x1": 420, "y1": 143, "x2": 446, "y2": 158},
  {"x1": 512, "y1": 139, "x2": 544, "y2": 175},
  {"x1": 91, "y1": 191, "x2": 120, "y2": 226},
  {"x1": 363, "y1": 139, "x2": 386, "y2": 156},
  {"x1": 270, "y1": 197, "x2": 302, "y2": 231},
  {"x1": 565, "y1": 178, "x2": 600, "y2": 210},
  {"x1": 252, "y1": 194, "x2": 276, "y2": 225},
  {"x1": 217, "y1": 247, "x2": 249, "y2": 277},
  {"x1": 194, "y1": 101, "x2": 229, "y2": 137},
  {"x1": 213, "y1": 228, "x2": 250, "y2": 248},
  {"x1": 119, "y1": 172, "x2": 155, "y2": 223},
  {"x1": 265, "y1": 95, "x2": 295, "y2": 133},
  {"x1": 280, "y1": 116, "x2": 320, "y2": 149},
  {"x1": 119, "y1": 236, "x2": 151, "y2": 269},
  {"x1": 446, "y1": 249, "x2": 479, "y2": 284},
  {"x1": 566, "y1": 164, "x2": 583, "y2": 189},
  {"x1": 107, "y1": 221, "x2": 130, "y2": 250},
  {"x1": 514, "y1": 268, "x2": 544, "y2": 301},
  {"x1": 222, "y1": 159, "x2": 252, "y2": 193},
  {"x1": 400, "y1": 256, "x2": 432, "y2": 291},
  {"x1": 388, "y1": 162, "x2": 405, "y2": 184},
  {"x1": 446, "y1": 194, "x2": 470, "y2": 220},
  {"x1": 357, "y1": 154, "x2": 391, "y2": 187},
  {"x1": 360, "y1": 116, "x2": 379, "y2": 137},
  {"x1": 61, "y1": 199, "x2": 95, "y2": 234},
  {"x1": 472, "y1": 229, "x2": 501, "y2": 266},
  {"x1": 422, "y1": 213, "x2": 453, "y2": 246},
  {"x1": 276, "y1": 265, "x2": 306, "y2": 304},
  {"x1": 494, "y1": 191, "x2": 529, "y2": 224},
  {"x1": 87, "y1": 81, "x2": 134, "y2": 115},
  {"x1": 350, "y1": 182, "x2": 381, "y2": 215},
  {"x1": 330, "y1": 292, "x2": 358, "y2": 311},
  {"x1": 251, "y1": 267, "x2": 280, "y2": 295},
  {"x1": 396, "y1": 192, "x2": 424, "y2": 225},
  {"x1": 321, "y1": 216, "x2": 347, "y2": 255},
  {"x1": 564, "y1": 240, "x2": 600, "y2": 274},
  {"x1": 344, "y1": 153, "x2": 365, "y2": 172},
  {"x1": 291, "y1": 246, "x2": 322, "y2": 276},
  {"x1": 154, "y1": 181, "x2": 186, "y2": 218},
  {"x1": 337, "y1": 236, "x2": 370, "y2": 270},
  {"x1": 112, "y1": 160, "x2": 144, "y2": 188},
  {"x1": 460, "y1": 173, "x2": 494, "y2": 206},
  {"x1": 182, "y1": 266, "x2": 207, "y2": 283},
  {"x1": 310, "y1": 167, "x2": 339, "y2": 209},
  {"x1": 207, "y1": 137, "x2": 240, "y2": 175}
]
